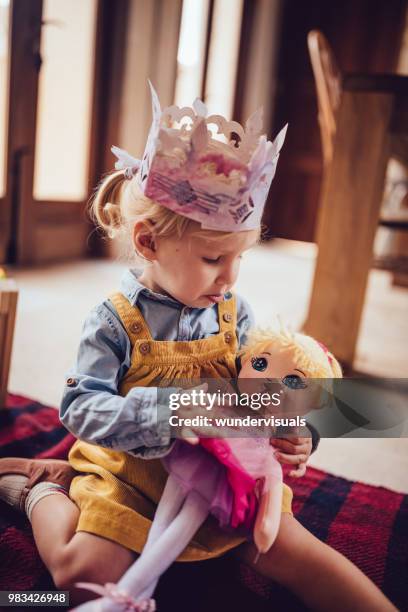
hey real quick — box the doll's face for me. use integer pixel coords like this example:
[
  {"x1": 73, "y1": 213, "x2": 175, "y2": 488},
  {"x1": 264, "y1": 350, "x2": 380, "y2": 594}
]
[
  {"x1": 239, "y1": 344, "x2": 307, "y2": 388},
  {"x1": 239, "y1": 344, "x2": 319, "y2": 416}
]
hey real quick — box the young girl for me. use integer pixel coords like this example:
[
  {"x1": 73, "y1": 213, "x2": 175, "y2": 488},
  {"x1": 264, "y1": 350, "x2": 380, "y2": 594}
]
[
  {"x1": 0, "y1": 86, "x2": 395, "y2": 611},
  {"x1": 72, "y1": 325, "x2": 343, "y2": 611}
]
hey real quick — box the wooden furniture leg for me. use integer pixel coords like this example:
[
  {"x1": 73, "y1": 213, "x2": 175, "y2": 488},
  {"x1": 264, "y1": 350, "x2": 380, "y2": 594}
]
[
  {"x1": 0, "y1": 278, "x2": 18, "y2": 408},
  {"x1": 304, "y1": 91, "x2": 393, "y2": 365}
]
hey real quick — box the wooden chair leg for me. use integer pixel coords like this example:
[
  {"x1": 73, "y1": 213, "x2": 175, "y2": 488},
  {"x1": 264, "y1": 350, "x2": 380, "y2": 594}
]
[
  {"x1": 303, "y1": 91, "x2": 393, "y2": 366},
  {"x1": 0, "y1": 279, "x2": 18, "y2": 408}
]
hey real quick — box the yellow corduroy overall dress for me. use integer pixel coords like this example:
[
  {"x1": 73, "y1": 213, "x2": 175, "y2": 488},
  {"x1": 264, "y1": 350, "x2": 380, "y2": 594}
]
[{"x1": 69, "y1": 292, "x2": 293, "y2": 561}]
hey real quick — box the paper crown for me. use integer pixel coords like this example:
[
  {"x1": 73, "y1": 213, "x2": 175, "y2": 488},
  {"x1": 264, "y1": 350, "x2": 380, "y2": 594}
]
[{"x1": 112, "y1": 82, "x2": 287, "y2": 232}]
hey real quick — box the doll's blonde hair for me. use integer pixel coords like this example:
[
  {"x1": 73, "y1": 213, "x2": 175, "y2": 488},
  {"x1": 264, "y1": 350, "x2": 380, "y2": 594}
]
[
  {"x1": 90, "y1": 170, "x2": 260, "y2": 254},
  {"x1": 240, "y1": 323, "x2": 342, "y2": 379}
]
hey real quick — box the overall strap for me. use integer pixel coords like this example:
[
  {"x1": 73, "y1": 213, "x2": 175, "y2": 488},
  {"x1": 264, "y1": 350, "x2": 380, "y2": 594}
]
[
  {"x1": 108, "y1": 292, "x2": 153, "y2": 346},
  {"x1": 217, "y1": 294, "x2": 237, "y2": 347}
]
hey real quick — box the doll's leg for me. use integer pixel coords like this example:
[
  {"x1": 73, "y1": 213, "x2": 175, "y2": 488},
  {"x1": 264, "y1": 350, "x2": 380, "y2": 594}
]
[
  {"x1": 131, "y1": 476, "x2": 187, "y2": 599},
  {"x1": 75, "y1": 490, "x2": 211, "y2": 611},
  {"x1": 143, "y1": 475, "x2": 185, "y2": 552},
  {"x1": 236, "y1": 513, "x2": 396, "y2": 612},
  {"x1": 118, "y1": 490, "x2": 210, "y2": 599}
]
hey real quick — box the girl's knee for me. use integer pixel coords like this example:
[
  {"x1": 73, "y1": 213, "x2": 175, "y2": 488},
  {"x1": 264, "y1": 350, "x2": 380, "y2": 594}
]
[
  {"x1": 52, "y1": 534, "x2": 136, "y2": 598},
  {"x1": 52, "y1": 552, "x2": 100, "y2": 594},
  {"x1": 236, "y1": 514, "x2": 306, "y2": 584},
  {"x1": 53, "y1": 562, "x2": 100, "y2": 607},
  {"x1": 53, "y1": 563, "x2": 85, "y2": 595}
]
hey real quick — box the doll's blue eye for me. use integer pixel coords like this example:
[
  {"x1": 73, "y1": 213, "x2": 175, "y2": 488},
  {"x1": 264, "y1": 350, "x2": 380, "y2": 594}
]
[
  {"x1": 282, "y1": 375, "x2": 307, "y2": 390},
  {"x1": 251, "y1": 357, "x2": 268, "y2": 372}
]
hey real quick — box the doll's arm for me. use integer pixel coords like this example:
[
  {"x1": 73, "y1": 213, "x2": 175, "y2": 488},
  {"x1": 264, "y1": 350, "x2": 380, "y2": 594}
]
[{"x1": 253, "y1": 461, "x2": 283, "y2": 554}]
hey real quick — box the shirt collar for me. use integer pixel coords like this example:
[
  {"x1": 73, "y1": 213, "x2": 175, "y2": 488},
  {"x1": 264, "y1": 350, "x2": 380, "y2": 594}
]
[
  {"x1": 120, "y1": 268, "x2": 233, "y2": 309},
  {"x1": 120, "y1": 268, "x2": 184, "y2": 308}
]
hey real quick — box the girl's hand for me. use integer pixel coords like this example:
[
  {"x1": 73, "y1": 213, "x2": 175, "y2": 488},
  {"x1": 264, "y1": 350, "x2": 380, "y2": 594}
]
[
  {"x1": 176, "y1": 384, "x2": 209, "y2": 445},
  {"x1": 270, "y1": 435, "x2": 312, "y2": 477},
  {"x1": 176, "y1": 383, "x2": 238, "y2": 445}
]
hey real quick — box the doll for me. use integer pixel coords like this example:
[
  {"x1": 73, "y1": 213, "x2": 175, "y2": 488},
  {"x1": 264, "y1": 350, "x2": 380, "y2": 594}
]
[{"x1": 74, "y1": 325, "x2": 341, "y2": 611}]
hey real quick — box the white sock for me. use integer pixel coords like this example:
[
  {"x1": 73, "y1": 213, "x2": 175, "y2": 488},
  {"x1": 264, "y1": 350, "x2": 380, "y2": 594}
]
[
  {"x1": 25, "y1": 482, "x2": 68, "y2": 522},
  {"x1": 0, "y1": 475, "x2": 28, "y2": 506}
]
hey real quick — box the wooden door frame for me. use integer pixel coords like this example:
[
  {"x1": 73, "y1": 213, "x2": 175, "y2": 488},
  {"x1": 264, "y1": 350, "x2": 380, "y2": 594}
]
[
  {"x1": 32, "y1": 0, "x2": 130, "y2": 263},
  {"x1": 87, "y1": 0, "x2": 130, "y2": 257},
  {"x1": 0, "y1": 0, "x2": 13, "y2": 263},
  {"x1": 2, "y1": 0, "x2": 128, "y2": 265},
  {"x1": 2, "y1": 0, "x2": 42, "y2": 264}
]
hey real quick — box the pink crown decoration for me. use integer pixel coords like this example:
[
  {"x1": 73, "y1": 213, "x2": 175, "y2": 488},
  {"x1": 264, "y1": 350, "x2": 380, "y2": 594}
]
[{"x1": 112, "y1": 82, "x2": 287, "y2": 232}]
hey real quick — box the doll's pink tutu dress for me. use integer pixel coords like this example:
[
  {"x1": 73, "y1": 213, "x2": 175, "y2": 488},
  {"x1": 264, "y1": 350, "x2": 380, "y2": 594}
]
[{"x1": 163, "y1": 436, "x2": 281, "y2": 534}]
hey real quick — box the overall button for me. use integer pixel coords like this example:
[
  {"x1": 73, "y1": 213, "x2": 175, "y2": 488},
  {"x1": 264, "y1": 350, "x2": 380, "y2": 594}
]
[
  {"x1": 224, "y1": 331, "x2": 233, "y2": 344},
  {"x1": 66, "y1": 377, "x2": 77, "y2": 387},
  {"x1": 139, "y1": 342, "x2": 151, "y2": 355},
  {"x1": 223, "y1": 313, "x2": 232, "y2": 323},
  {"x1": 130, "y1": 322, "x2": 143, "y2": 334}
]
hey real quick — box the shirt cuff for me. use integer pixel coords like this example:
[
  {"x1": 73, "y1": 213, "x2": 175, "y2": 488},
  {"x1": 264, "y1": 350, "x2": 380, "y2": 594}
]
[{"x1": 127, "y1": 387, "x2": 178, "y2": 459}]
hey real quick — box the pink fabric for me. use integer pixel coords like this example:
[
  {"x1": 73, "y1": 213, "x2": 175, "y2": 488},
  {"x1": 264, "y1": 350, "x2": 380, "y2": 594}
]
[
  {"x1": 162, "y1": 441, "x2": 234, "y2": 528},
  {"x1": 200, "y1": 439, "x2": 258, "y2": 529},
  {"x1": 200, "y1": 438, "x2": 281, "y2": 530},
  {"x1": 163, "y1": 439, "x2": 281, "y2": 532}
]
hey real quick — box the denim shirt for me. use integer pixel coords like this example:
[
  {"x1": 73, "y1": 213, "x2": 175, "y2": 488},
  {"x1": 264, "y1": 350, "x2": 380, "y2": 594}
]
[{"x1": 60, "y1": 269, "x2": 255, "y2": 458}]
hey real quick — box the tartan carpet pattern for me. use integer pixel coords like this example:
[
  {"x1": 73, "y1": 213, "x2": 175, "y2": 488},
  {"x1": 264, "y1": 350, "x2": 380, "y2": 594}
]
[{"x1": 0, "y1": 394, "x2": 406, "y2": 611}]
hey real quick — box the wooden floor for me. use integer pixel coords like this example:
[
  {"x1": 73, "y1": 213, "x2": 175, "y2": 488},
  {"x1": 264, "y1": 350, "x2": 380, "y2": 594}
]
[{"x1": 7, "y1": 239, "x2": 408, "y2": 493}]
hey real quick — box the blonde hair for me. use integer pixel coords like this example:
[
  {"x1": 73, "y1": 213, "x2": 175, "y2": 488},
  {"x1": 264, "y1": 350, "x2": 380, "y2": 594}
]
[
  {"x1": 90, "y1": 170, "x2": 260, "y2": 255},
  {"x1": 240, "y1": 325, "x2": 342, "y2": 379}
]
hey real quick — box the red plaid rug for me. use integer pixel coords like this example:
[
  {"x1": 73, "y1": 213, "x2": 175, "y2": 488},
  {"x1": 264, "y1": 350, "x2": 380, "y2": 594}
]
[{"x1": 0, "y1": 394, "x2": 407, "y2": 611}]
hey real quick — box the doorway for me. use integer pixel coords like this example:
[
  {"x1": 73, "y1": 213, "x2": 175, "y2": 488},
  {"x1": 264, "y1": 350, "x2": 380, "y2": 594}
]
[{"x1": 0, "y1": 0, "x2": 127, "y2": 264}]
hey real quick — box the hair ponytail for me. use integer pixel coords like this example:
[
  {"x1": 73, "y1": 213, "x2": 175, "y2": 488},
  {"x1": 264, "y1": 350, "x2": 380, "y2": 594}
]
[{"x1": 91, "y1": 170, "x2": 127, "y2": 238}]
